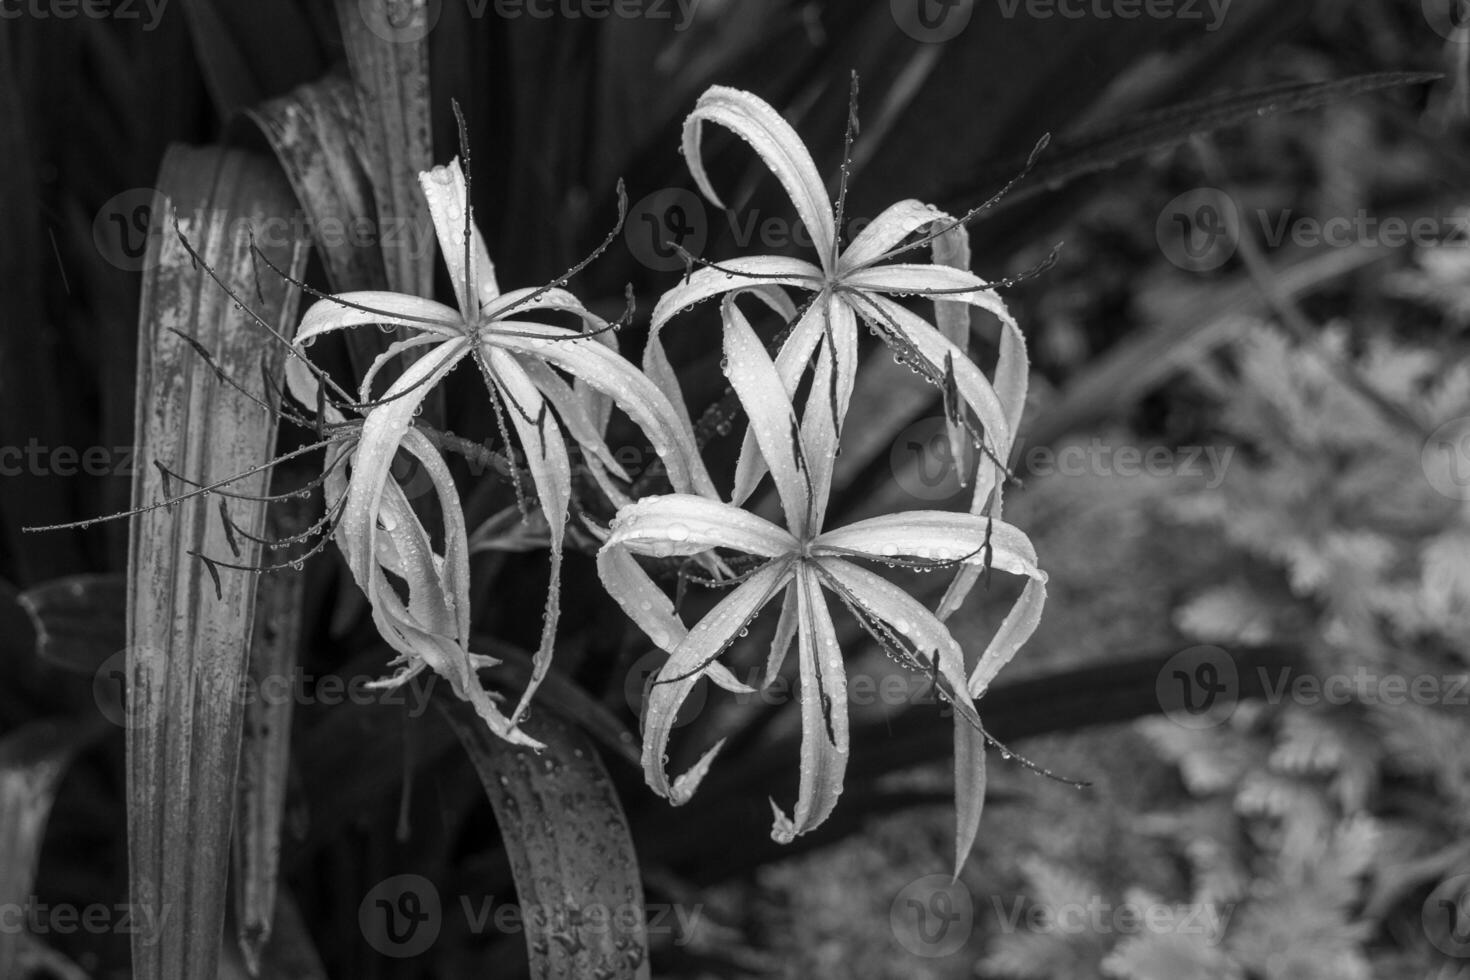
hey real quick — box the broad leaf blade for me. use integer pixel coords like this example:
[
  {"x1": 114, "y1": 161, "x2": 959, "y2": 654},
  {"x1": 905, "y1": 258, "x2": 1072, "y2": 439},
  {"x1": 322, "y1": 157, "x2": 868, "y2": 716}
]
[
  {"x1": 440, "y1": 701, "x2": 653, "y2": 980},
  {"x1": 126, "y1": 144, "x2": 308, "y2": 980},
  {"x1": 0, "y1": 719, "x2": 104, "y2": 978},
  {"x1": 18, "y1": 573, "x2": 127, "y2": 675}
]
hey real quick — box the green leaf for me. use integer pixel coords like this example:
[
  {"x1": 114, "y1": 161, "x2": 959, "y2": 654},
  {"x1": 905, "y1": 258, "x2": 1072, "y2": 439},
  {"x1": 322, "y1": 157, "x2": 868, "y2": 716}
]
[
  {"x1": 125, "y1": 144, "x2": 309, "y2": 980},
  {"x1": 440, "y1": 700, "x2": 654, "y2": 980}
]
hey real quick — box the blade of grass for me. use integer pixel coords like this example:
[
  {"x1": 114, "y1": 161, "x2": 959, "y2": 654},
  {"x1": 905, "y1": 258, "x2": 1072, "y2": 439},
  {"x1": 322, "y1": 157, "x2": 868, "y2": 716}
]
[
  {"x1": 439, "y1": 698, "x2": 653, "y2": 980},
  {"x1": 125, "y1": 144, "x2": 309, "y2": 980}
]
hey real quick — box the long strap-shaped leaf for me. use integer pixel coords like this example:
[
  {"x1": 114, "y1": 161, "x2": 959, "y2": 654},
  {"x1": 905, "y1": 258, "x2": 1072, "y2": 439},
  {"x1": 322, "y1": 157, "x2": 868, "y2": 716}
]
[
  {"x1": 333, "y1": 0, "x2": 434, "y2": 301},
  {"x1": 943, "y1": 71, "x2": 1439, "y2": 210},
  {"x1": 233, "y1": 505, "x2": 311, "y2": 973},
  {"x1": 126, "y1": 144, "x2": 309, "y2": 980},
  {"x1": 440, "y1": 702, "x2": 653, "y2": 980},
  {"x1": 0, "y1": 719, "x2": 105, "y2": 978}
]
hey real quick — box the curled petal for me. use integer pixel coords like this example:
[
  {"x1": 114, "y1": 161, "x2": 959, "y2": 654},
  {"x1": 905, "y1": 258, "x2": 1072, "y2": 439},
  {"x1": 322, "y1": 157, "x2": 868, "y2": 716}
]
[
  {"x1": 418, "y1": 158, "x2": 500, "y2": 313},
  {"x1": 682, "y1": 86, "x2": 837, "y2": 267},
  {"x1": 605, "y1": 493, "x2": 795, "y2": 559},
  {"x1": 642, "y1": 560, "x2": 794, "y2": 803},
  {"x1": 490, "y1": 323, "x2": 717, "y2": 498},
  {"x1": 770, "y1": 566, "x2": 848, "y2": 843},
  {"x1": 966, "y1": 576, "x2": 1047, "y2": 699},
  {"x1": 297, "y1": 291, "x2": 462, "y2": 347},
  {"x1": 646, "y1": 258, "x2": 815, "y2": 454},
  {"x1": 837, "y1": 199, "x2": 945, "y2": 271}
]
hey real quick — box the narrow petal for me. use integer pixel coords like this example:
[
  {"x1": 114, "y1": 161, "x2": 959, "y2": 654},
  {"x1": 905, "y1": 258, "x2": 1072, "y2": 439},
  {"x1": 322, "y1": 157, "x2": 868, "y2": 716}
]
[
  {"x1": 770, "y1": 566, "x2": 849, "y2": 843},
  {"x1": 798, "y1": 298, "x2": 857, "y2": 528},
  {"x1": 595, "y1": 542, "x2": 759, "y2": 694},
  {"x1": 488, "y1": 286, "x2": 604, "y2": 325},
  {"x1": 483, "y1": 348, "x2": 573, "y2": 725},
  {"x1": 836, "y1": 199, "x2": 945, "y2": 271},
  {"x1": 358, "y1": 333, "x2": 446, "y2": 402},
  {"x1": 814, "y1": 511, "x2": 1044, "y2": 581},
  {"x1": 953, "y1": 717, "x2": 987, "y2": 878},
  {"x1": 721, "y1": 294, "x2": 812, "y2": 534},
  {"x1": 418, "y1": 158, "x2": 500, "y2": 314},
  {"x1": 515, "y1": 357, "x2": 633, "y2": 507},
  {"x1": 296, "y1": 291, "x2": 462, "y2": 347},
  {"x1": 645, "y1": 259, "x2": 814, "y2": 457},
  {"x1": 490, "y1": 324, "x2": 717, "y2": 498},
  {"x1": 965, "y1": 576, "x2": 1047, "y2": 698},
  {"x1": 763, "y1": 581, "x2": 799, "y2": 685},
  {"x1": 926, "y1": 216, "x2": 974, "y2": 351},
  {"x1": 604, "y1": 493, "x2": 795, "y2": 559},
  {"x1": 682, "y1": 86, "x2": 836, "y2": 266},
  {"x1": 855, "y1": 294, "x2": 1015, "y2": 485},
  {"x1": 642, "y1": 560, "x2": 794, "y2": 802}
]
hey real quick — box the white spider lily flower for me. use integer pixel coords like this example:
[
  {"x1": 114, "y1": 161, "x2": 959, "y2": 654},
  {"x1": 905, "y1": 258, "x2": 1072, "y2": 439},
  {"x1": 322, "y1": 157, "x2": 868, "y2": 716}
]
[
  {"x1": 646, "y1": 88, "x2": 1031, "y2": 623},
  {"x1": 288, "y1": 158, "x2": 717, "y2": 746},
  {"x1": 600, "y1": 293, "x2": 1046, "y2": 874}
]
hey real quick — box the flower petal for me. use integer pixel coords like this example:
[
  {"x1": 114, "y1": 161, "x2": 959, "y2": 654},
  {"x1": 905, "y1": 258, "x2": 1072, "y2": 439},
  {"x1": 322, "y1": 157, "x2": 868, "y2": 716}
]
[
  {"x1": 642, "y1": 559, "x2": 794, "y2": 803},
  {"x1": 814, "y1": 511, "x2": 1044, "y2": 581},
  {"x1": 837, "y1": 199, "x2": 945, "y2": 271},
  {"x1": 418, "y1": 158, "x2": 500, "y2": 314},
  {"x1": 953, "y1": 717, "x2": 987, "y2": 878},
  {"x1": 965, "y1": 576, "x2": 1047, "y2": 699},
  {"x1": 594, "y1": 541, "x2": 757, "y2": 695},
  {"x1": 682, "y1": 86, "x2": 837, "y2": 267},
  {"x1": 604, "y1": 493, "x2": 795, "y2": 559},
  {"x1": 297, "y1": 291, "x2": 462, "y2": 347},
  {"x1": 770, "y1": 565, "x2": 849, "y2": 843},
  {"x1": 721, "y1": 294, "x2": 812, "y2": 534},
  {"x1": 645, "y1": 258, "x2": 815, "y2": 451},
  {"x1": 797, "y1": 297, "x2": 857, "y2": 528},
  {"x1": 515, "y1": 357, "x2": 633, "y2": 508},
  {"x1": 483, "y1": 347, "x2": 573, "y2": 725},
  {"x1": 763, "y1": 581, "x2": 799, "y2": 685},
  {"x1": 490, "y1": 324, "x2": 718, "y2": 498}
]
